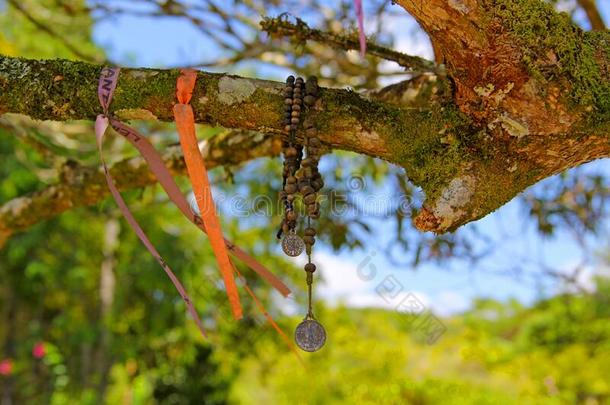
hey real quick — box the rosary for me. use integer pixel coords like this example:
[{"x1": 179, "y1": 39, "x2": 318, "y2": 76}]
[
  {"x1": 95, "y1": 67, "x2": 328, "y2": 356},
  {"x1": 278, "y1": 75, "x2": 327, "y2": 352}
]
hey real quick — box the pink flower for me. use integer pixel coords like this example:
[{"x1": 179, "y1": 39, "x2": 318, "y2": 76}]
[
  {"x1": 32, "y1": 342, "x2": 46, "y2": 359},
  {"x1": 0, "y1": 359, "x2": 13, "y2": 376}
]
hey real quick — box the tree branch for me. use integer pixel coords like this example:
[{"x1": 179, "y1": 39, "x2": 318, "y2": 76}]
[
  {"x1": 576, "y1": 0, "x2": 606, "y2": 31},
  {"x1": 0, "y1": 129, "x2": 281, "y2": 247},
  {"x1": 260, "y1": 15, "x2": 439, "y2": 74},
  {"x1": 6, "y1": 0, "x2": 104, "y2": 64}
]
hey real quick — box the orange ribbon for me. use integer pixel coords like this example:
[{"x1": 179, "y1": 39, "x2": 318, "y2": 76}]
[{"x1": 174, "y1": 69, "x2": 243, "y2": 320}]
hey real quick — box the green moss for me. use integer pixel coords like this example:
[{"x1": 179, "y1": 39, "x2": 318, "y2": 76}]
[
  {"x1": 324, "y1": 85, "x2": 474, "y2": 200},
  {"x1": 486, "y1": 0, "x2": 610, "y2": 113}
]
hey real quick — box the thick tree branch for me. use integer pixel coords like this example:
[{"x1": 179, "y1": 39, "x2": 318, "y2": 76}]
[{"x1": 0, "y1": 129, "x2": 280, "y2": 247}]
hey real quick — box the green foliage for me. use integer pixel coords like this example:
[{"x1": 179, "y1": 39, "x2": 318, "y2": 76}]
[{"x1": 229, "y1": 281, "x2": 610, "y2": 404}]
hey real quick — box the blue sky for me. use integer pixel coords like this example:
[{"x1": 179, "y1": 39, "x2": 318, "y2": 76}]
[{"x1": 91, "y1": 1, "x2": 610, "y2": 316}]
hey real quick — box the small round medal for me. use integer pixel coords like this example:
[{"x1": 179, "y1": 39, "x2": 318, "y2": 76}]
[
  {"x1": 281, "y1": 233, "x2": 305, "y2": 257},
  {"x1": 295, "y1": 319, "x2": 326, "y2": 352}
]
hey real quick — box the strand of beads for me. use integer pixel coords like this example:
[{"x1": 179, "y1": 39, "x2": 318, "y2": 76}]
[
  {"x1": 279, "y1": 76, "x2": 305, "y2": 257},
  {"x1": 293, "y1": 76, "x2": 326, "y2": 352}
]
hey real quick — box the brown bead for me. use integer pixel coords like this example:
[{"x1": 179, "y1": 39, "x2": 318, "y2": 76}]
[
  {"x1": 303, "y1": 236, "x2": 315, "y2": 245},
  {"x1": 284, "y1": 125, "x2": 291, "y2": 132},
  {"x1": 304, "y1": 194, "x2": 317, "y2": 204},
  {"x1": 304, "y1": 227, "x2": 316, "y2": 236},
  {"x1": 287, "y1": 194, "x2": 295, "y2": 202},
  {"x1": 291, "y1": 117, "x2": 299, "y2": 124},
  {"x1": 305, "y1": 127, "x2": 317, "y2": 137},
  {"x1": 286, "y1": 176, "x2": 297, "y2": 184},
  {"x1": 282, "y1": 222, "x2": 290, "y2": 232},
  {"x1": 302, "y1": 117, "x2": 315, "y2": 129},
  {"x1": 287, "y1": 75, "x2": 295, "y2": 83},
  {"x1": 285, "y1": 184, "x2": 297, "y2": 194},
  {"x1": 286, "y1": 210, "x2": 297, "y2": 221},
  {"x1": 291, "y1": 110, "x2": 300, "y2": 118},
  {"x1": 304, "y1": 263, "x2": 316, "y2": 273},
  {"x1": 304, "y1": 95, "x2": 316, "y2": 106},
  {"x1": 292, "y1": 98, "x2": 302, "y2": 105},
  {"x1": 292, "y1": 104, "x2": 301, "y2": 112},
  {"x1": 285, "y1": 147, "x2": 297, "y2": 157},
  {"x1": 284, "y1": 98, "x2": 293, "y2": 105},
  {"x1": 305, "y1": 81, "x2": 318, "y2": 94},
  {"x1": 309, "y1": 210, "x2": 320, "y2": 219},
  {"x1": 295, "y1": 169, "x2": 304, "y2": 179},
  {"x1": 300, "y1": 185, "x2": 314, "y2": 196},
  {"x1": 303, "y1": 167, "x2": 313, "y2": 178},
  {"x1": 309, "y1": 138, "x2": 321, "y2": 147},
  {"x1": 301, "y1": 158, "x2": 313, "y2": 167},
  {"x1": 308, "y1": 147, "x2": 320, "y2": 157}
]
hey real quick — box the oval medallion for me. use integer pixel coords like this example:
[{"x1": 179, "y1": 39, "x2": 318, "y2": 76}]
[
  {"x1": 281, "y1": 233, "x2": 305, "y2": 257},
  {"x1": 295, "y1": 319, "x2": 326, "y2": 352}
]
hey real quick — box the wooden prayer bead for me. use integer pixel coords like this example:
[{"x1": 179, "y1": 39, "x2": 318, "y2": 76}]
[
  {"x1": 304, "y1": 95, "x2": 315, "y2": 106},
  {"x1": 287, "y1": 211, "x2": 297, "y2": 221},
  {"x1": 286, "y1": 176, "x2": 297, "y2": 184},
  {"x1": 304, "y1": 263, "x2": 316, "y2": 273},
  {"x1": 304, "y1": 194, "x2": 316, "y2": 204},
  {"x1": 300, "y1": 185, "x2": 314, "y2": 196},
  {"x1": 301, "y1": 158, "x2": 313, "y2": 167},
  {"x1": 305, "y1": 128, "x2": 317, "y2": 137},
  {"x1": 304, "y1": 227, "x2": 316, "y2": 236},
  {"x1": 303, "y1": 236, "x2": 315, "y2": 245}
]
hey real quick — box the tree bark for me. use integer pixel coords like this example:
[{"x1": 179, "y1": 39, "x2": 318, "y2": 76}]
[{"x1": 1, "y1": 0, "x2": 610, "y2": 235}]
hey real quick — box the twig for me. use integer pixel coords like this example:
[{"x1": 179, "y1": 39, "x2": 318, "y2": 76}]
[
  {"x1": 576, "y1": 0, "x2": 606, "y2": 31},
  {"x1": 260, "y1": 15, "x2": 438, "y2": 74},
  {"x1": 7, "y1": 0, "x2": 104, "y2": 63}
]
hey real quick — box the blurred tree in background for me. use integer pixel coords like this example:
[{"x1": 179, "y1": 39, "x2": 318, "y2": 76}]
[{"x1": 1, "y1": 0, "x2": 610, "y2": 404}]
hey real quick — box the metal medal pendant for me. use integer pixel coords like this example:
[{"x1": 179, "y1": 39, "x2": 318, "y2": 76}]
[
  {"x1": 295, "y1": 318, "x2": 326, "y2": 352},
  {"x1": 281, "y1": 233, "x2": 305, "y2": 257}
]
